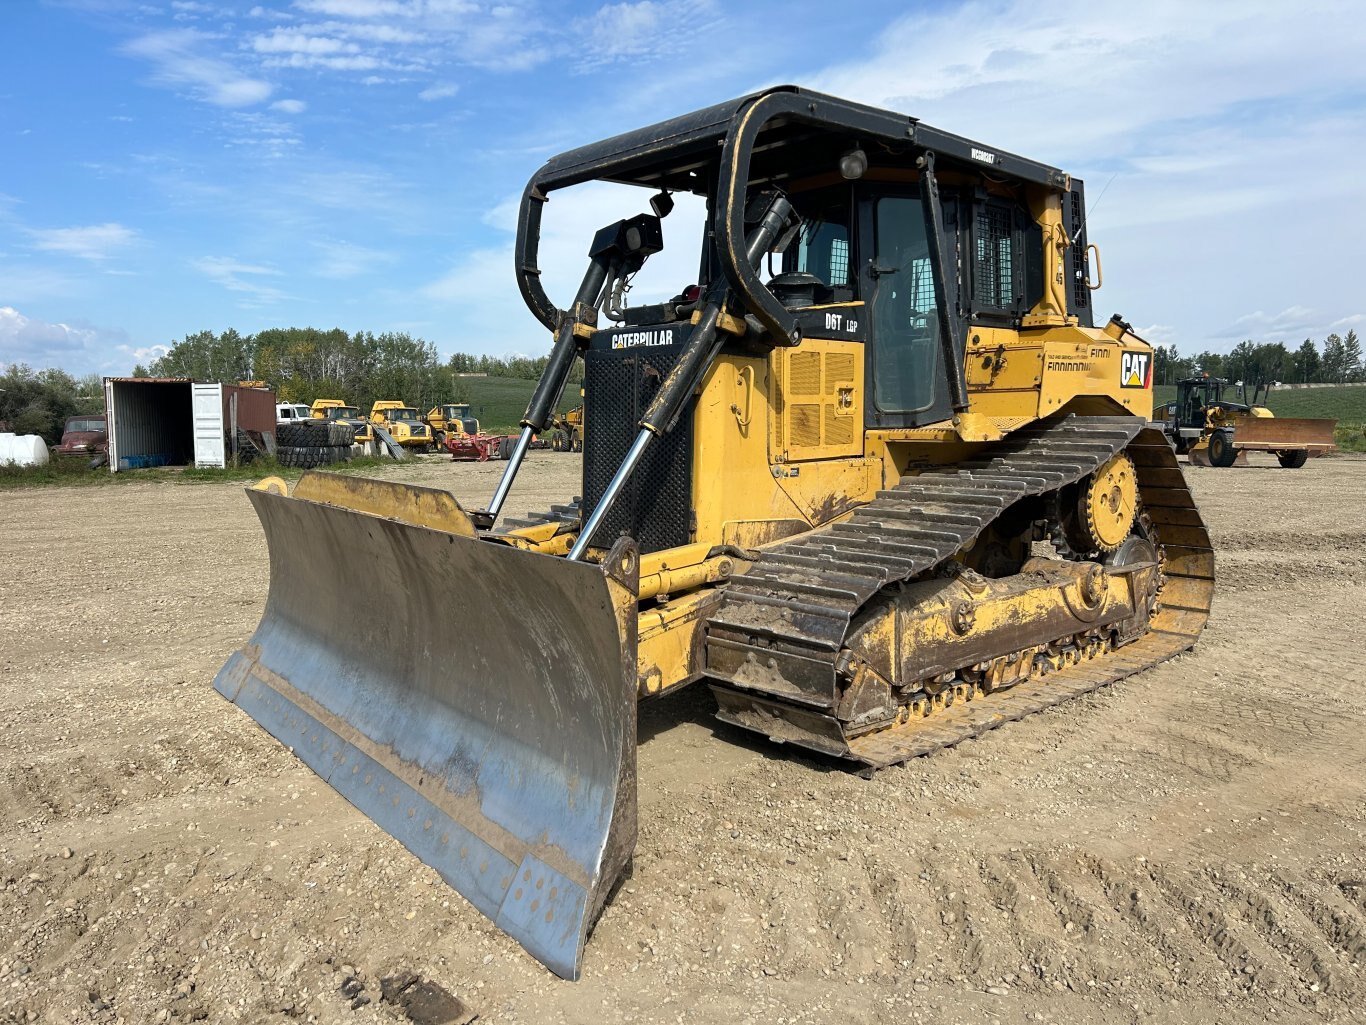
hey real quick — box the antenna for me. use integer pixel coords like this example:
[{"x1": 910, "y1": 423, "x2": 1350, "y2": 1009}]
[{"x1": 1071, "y1": 172, "x2": 1118, "y2": 245}]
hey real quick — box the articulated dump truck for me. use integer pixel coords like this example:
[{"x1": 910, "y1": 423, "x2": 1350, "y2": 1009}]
[{"x1": 214, "y1": 87, "x2": 1215, "y2": 979}]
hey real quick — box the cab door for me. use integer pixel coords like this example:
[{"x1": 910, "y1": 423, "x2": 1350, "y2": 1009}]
[{"x1": 858, "y1": 190, "x2": 953, "y2": 429}]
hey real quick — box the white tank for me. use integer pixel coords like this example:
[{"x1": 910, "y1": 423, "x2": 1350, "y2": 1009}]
[{"x1": 0, "y1": 433, "x2": 51, "y2": 466}]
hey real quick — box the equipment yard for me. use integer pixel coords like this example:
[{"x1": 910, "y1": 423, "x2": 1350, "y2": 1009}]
[{"x1": 2, "y1": 452, "x2": 1364, "y2": 1025}]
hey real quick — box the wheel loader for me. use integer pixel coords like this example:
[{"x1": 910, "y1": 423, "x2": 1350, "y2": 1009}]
[
  {"x1": 214, "y1": 87, "x2": 1215, "y2": 980},
  {"x1": 1154, "y1": 375, "x2": 1335, "y2": 467}
]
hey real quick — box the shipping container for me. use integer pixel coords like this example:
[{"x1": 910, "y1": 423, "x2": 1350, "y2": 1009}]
[{"x1": 104, "y1": 378, "x2": 277, "y2": 471}]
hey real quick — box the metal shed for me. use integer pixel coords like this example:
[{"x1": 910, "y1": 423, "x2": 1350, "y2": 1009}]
[{"x1": 103, "y1": 378, "x2": 277, "y2": 471}]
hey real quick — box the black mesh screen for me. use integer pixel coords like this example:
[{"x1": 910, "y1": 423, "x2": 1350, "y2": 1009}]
[
  {"x1": 1069, "y1": 190, "x2": 1092, "y2": 321},
  {"x1": 973, "y1": 205, "x2": 1014, "y2": 307},
  {"x1": 582, "y1": 346, "x2": 694, "y2": 555}
]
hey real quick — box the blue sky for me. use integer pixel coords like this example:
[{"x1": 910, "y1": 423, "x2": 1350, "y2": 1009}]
[{"x1": 1, "y1": 0, "x2": 1363, "y2": 374}]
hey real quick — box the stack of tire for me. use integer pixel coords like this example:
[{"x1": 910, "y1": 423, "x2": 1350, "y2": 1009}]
[{"x1": 276, "y1": 420, "x2": 356, "y2": 468}]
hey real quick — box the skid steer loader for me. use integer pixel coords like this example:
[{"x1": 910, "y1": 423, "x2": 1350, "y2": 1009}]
[{"x1": 215, "y1": 87, "x2": 1214, "y2": 980}]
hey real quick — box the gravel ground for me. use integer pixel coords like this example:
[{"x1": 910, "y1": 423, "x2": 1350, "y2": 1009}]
[{"x1": 2, "y1": 450, "x2": 1364, "y2": 1025}]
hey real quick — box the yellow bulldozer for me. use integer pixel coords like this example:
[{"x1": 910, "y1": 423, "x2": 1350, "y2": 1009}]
[{"x1": 214, "y1": 87, "x2": 1214, "y2": 980}]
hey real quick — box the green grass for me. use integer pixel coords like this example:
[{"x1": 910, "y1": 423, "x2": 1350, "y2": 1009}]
[
  {"x1": 1152, "y1": 383, "x2": 1366, "y2": 453},
  {"x1": 460, "y1": 376, "x2": 579, "y2": 435}
]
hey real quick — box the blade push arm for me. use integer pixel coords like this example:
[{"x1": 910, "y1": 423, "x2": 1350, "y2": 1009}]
[
  {"x1": 478, "y1": 214, "x2": 665, "y2": 529},
  {"x1": 567, "y1": 192, "x2": 797, "y2": 562}
]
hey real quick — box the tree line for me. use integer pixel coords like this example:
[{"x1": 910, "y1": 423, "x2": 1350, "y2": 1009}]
[
  {"x1": 136, "y1": 327, "x2": 581, "y2": 412},
  {"x1": 0, "y1": 365, "x2": 105, "y2": 444},
  {"x1": 6, "y1": 324, "x2": 1360, "y2": 447},
  {"x1": 1151, "y1": 331, "x2": 1363, "y2": 387}
]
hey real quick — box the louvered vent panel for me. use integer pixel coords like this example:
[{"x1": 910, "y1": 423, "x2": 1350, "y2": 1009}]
[
  {"x1": 824, "y1": 405, "x2": 854, "y2": 446},
  {"x1": 791, "y1": 404, "x2": 821, "y2": 447},
  {"x1": 790, "y1": 351, "x2": 821, "y2": 396},
  {"x1": 771, "y1": 350, "x2": 784, "y2": 452},
  {"x1": 824, "y1": 353, "x2": 855, "y2": 393}
]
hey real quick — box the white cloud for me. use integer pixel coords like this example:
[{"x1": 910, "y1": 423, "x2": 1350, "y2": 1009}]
[
  {"x1": 280, "y1": 0, "x2": 539, "y2": 72},
  {"x1": 0, "y1": 306, "x2": 96, "y2": 357},
  {"x1": 315, "y1": 20, "x2": 425, "y2": 44},
  {"x1": 0, "y1": 306, "x2": 134, "y2": 371},
  {"x1": 417, "y1": 82, "x2": 458, "y2": 101},
  {"x1": 220, "y1": 110, "x2": 304, "y2": 152},
  {"x1": 1216, "y1": 306, "x2": 1323, "y2": 339},
  {"x1": 293, "y1": 0, "x2": 410, "y2": 16},
  {"x1": 270, "y1": 98, "x2": 308, "y2": 113},
  {"x1": 809, "y1": 0, "x2": 1366, "y2": 162},
  {"x1": 260, "y1": 52, "x2": 383, "y2": 70},
  {"x1": 251, "y1": 29, "x2": 360, "y2": 55},
  {"x1": 123, "y1": 343, "x2": 171, "y2": 364},
  {"x1": 28, "y1": 223, "x2": 138, "y2": 261},
  {"x1": 194, "y1": 256, "x2": 289, "y2": 302},
  {"x1": 421, "y1": 182, "x2": 707, "y2": 353},
  {"x1": 572, "y1": 0, "x2": 714, "y2": 67},
  {"x1": 122, "y1": 29, "x2": 274, "y2": 107},
  {"x1": 312, "y1": 239, "x2": 395, "y2": 279}
]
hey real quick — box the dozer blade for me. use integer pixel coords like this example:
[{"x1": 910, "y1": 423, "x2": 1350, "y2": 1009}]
[
  {"x1": 1228, "y1": 415, "x2": 1338, "y2": 451},
  {"x1": 214, "y1": 472, "x2": 639, "y2": 980}
]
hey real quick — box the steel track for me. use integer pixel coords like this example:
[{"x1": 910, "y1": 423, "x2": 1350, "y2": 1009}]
[{"x1": 704, "y1": 415, "x2": 1215, "y2": 768}]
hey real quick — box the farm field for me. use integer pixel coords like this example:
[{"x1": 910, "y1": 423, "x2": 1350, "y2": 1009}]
[
  {"x1": 457, "y1": 376, "x2": 581, "y2": 435},
  {"x1": 1, "y1": 452, "x2": 1364, "y2": 1024},
  {"x1": 1151, "y1": 384, "x2": 1366, "y2": 449}
]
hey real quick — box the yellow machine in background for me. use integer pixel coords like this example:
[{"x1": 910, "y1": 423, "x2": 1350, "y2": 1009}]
[
  {"x1": 310, "y1": 399, "x2": 372, "y2": 445},
  {"x1": 550, "y1": 403, "x2": 584, "y2": 451},
  {"x1": 1154, "y1": 376, "x2": 1335, "y2": 467},
  {"x1": 424, "y1": 403, "x2": 480, "y2": 447},
  {"x1": 369, "y1": 401, "x2": 434, "y2": 450},
  {"x1": 216, "y1": 87, "x2": 1214, "y2": 980}
]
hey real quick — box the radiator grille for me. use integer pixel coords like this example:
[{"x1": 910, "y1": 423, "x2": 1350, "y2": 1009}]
[
  {"x1": 790, "y1": 351, "x2": 821, "y2": 396},
  {"x1": 771, "y1": 345, "x2": 785, "y2": 452},
  {"x1": 824, "y1": 405, "x2": 854, "y2": 446},
  {"x1": 790, "y1": 404, "x2": 821, "y2": 447},
  {"x1": 582, "y1": 346, "x2": 694, "y2": 554},
  {"x1": 825, "y1": 353, "x2": 855, "y2": 393}
]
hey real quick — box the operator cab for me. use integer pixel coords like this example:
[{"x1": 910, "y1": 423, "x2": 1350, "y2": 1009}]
[
  {"x1": 581, "y1": 183, "x2": 1064, "y2": 433},
  {"x1": 501, "y1": 86, "x2": 1094, "y2": 552}
]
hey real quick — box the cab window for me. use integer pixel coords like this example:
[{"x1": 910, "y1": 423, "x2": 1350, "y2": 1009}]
[
  {"x1": 783, "y1": 188, "x2": 854, "y2": 301},
  {"x1": 869, "y1": 195, "x2": 940, "y2": 414}
]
